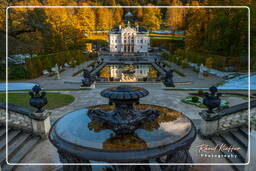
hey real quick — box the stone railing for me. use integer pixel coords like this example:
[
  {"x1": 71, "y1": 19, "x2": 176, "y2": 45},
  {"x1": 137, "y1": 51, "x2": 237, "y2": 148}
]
[
  {"x1": 0, "y1": 102, "x2": 33, "y2": 130},
  {"x1": 0, "y1": 102, "x2": 51, "y2": 138},
  {"x1": 199, "y1": 100, "x2": 256, "y2": 137}
]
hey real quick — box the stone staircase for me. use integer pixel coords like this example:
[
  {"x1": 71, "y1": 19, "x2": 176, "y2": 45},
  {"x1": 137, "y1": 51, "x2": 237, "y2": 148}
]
[
  {"x1": 209, "y1": 127, "x2": 248, "y2": 171},
  {"x1": 0, "y1": 124, "x2": 41, "y2": 171}
]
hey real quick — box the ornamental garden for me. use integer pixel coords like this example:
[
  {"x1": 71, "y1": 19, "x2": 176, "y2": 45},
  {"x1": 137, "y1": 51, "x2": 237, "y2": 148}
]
[{"x1": 0, "y1": 1, "x2": 255, "y2": 171}]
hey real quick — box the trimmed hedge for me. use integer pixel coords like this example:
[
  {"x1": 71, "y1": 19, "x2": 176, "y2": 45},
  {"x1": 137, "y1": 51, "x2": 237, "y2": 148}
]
[
  {"x1": 151, "y1": 39, "x2": 184, "y2": 52},
  {"x1": 162, "y1": 49, "x2": 243, "y2": 71},
  {"x1": 25, "y1": 50, "x2": 97, "y2": 78}
]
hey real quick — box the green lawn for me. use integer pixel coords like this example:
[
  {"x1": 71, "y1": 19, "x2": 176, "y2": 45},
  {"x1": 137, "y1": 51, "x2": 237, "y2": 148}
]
[
  {"x1": 149, "y1": 33, "x2": 184, "y2": 40},
  {"x1": 150, "y1": 36, "x2": 184, "y2": 41},
  {"x1": 0, "y1": 93, "x2": 75, "y2": 111}
]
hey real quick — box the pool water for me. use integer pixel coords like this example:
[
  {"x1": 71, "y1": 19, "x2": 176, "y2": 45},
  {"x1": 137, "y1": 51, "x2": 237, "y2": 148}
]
[
  {"x1": 218, "y1": 74, "x2": 256, "y2": 90},
  {"x1": 99, "y1": 64, "x2": 159, "y2": 82},
  {"x1": 0, "y1": 83, "x2": 38, "y2": 91}
]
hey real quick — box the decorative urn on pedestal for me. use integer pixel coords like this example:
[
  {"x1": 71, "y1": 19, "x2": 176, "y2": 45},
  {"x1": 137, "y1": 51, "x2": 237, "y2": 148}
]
[
  {"x1": 203, "y1": 86, "x2": 221, "y2": 113},
  {"x1": 29, "y1": 85, "x2": 47, "y2": 113}
]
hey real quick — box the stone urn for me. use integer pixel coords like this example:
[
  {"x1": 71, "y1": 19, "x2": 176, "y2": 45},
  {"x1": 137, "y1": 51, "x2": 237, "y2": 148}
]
[
  {"x1": 29, "y1": 85, "x2": 48, "y2": 113},
  {"x1": 203, "y1": 86, "x2": 221, "y2": 113}
]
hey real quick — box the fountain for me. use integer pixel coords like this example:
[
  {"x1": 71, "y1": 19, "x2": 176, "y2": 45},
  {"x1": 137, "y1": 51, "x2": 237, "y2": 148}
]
[
  {"x1": 49, "y1": 85, "x2": 196, "y2": 171},
  {"x1": 163, "y1": 69, "x2": 175, "y2": 87},
  {"x1": 81, "y1": 68, "x2": 96, "y2": 87}
]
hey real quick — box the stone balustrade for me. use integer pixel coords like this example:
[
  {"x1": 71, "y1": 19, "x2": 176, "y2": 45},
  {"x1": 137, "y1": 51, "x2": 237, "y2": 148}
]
[
  {"x1": 0, "y1": 102, "x2": 51, "y2": 138},
  {"x1": 199, "y1": 100, "x2": 256, "y2": 137}
]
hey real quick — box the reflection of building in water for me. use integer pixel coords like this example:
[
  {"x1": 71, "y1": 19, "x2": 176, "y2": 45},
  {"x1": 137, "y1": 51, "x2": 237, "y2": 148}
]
[
  {"x1": 110, "y1": 65, "x2": 150, "y2": 81},
  {"x1": 109, "y1": 22, "x2": 150, "y2": 53}
]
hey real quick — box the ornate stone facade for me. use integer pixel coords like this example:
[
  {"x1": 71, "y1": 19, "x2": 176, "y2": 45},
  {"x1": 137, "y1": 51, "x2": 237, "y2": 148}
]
[{"x1": 109, "y1": 24, "x2": 150, "y2": 53}]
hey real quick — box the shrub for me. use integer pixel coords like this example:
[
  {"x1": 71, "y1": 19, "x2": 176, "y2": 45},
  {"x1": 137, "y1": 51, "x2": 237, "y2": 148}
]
[
  {"x1": 191, "y1": 96, "x2": 199, "y2": 103},
  {"x1": 0, "y1": 64, "x2": 5, "y2": 80},
  {"x1": 173, "y1": 69, "x2": 185, "y2": 77},
  {"x1": 197, "y1": 90, "x2": 204, "y2": 95},
  {"x1": 24, "y1": 50, "x2": 97, "y2": 79},
  {"x1": 205, "y1": 57, "x2": 214, "y2": 69},
  {"x1": 8, "y1": 64, "x2": 28, "y2": 79}
]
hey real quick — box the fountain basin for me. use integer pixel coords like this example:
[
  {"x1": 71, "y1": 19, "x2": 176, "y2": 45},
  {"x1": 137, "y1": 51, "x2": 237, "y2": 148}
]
[
  {"x1": 49, "y1": 104, "x2": 196, "y2": 162},
  {"x1": 49, "y1": 85, "x2": 196, "y2": 170}
]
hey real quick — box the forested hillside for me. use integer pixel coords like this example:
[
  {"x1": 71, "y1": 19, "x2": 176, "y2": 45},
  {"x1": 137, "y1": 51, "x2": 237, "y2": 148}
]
[{"x1": 0, "y1": 0, "x2": 255, "y2": 71}]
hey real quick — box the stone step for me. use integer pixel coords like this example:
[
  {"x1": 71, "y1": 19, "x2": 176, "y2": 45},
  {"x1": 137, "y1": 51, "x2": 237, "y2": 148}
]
[
  {"x1": 0, "y1": 133, "x2": 30, "y2": 165},
  {"x1": 0, "y1": 130, "x2": 21, "y2": 151},
  {"x1": 239, "y1": 127, "x2": 248, "y2": 137},
  {"x1": 230, "y1": 131, "x2": 248, "y2": 149},
  {"x1": 2, "y1": 136, "x2": 41, "y2": 171},
  {"x1": 219, "y1": 133, "x2": 247, "y2": 162},
  {"x1": 96, "y1": 82, "x2": 164, "y2": 89},
  {"x1": 209, "y1": 136, "x2": 244, "y2": 171},
  {"x1": 0, "y1": 126, "x2": 6, "y2": 138}
]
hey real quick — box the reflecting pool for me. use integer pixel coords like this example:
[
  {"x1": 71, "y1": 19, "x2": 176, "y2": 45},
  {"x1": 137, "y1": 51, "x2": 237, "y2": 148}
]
[{"x1": 99, "y1": 64, "x2": 159, "y2": 82}]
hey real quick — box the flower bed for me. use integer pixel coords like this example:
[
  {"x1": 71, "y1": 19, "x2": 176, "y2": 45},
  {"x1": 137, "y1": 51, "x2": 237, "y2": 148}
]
[{"x1": 181, "y1": 96, "x2": 229, "y2": 109}]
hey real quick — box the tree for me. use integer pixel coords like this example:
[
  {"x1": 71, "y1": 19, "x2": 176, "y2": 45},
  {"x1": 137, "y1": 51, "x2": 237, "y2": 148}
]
[
  {"x1": 141, "y1": 4, "x2": 162, "y2": 31},
  {"x1": 166, "y1": 0, "x2": 185, "y2": 34},
  {"x1": 96, "y1": 8, "x2": 113, "y2": 30},
  {"x1": 112, "y1": 6, "x2": 123, "y2": 25},
  {"x1": 137, "y1": 7, "x2": 143, "y2": 21},
  {"x1": 75, "y1": 4, "x2": 96, "y2": 35}
]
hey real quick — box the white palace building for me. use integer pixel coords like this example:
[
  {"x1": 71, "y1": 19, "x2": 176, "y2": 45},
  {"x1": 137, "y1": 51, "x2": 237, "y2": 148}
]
[{"x1": 109, "y1": 22, "x2": 150, "y2": 53}]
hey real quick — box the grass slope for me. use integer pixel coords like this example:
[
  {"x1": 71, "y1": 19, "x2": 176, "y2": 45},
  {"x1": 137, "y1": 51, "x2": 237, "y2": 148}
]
[{"x1": 0, "y1": 93, "x2": 75, "y2": 110}]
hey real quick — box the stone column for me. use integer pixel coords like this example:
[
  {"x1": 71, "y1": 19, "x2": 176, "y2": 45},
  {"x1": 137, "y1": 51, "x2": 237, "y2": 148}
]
[
  {"x1": 30, "y1": 110, "x2": 51, "y2": 139},
  {"x1": 198, "y1": 110, "x2": 220, "y2": 137}
]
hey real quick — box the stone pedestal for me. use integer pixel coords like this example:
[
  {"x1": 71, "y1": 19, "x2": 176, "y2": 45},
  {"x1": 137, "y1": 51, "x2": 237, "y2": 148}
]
[
  {"x1": 198, "y1": 110, "x2": 220, "y2": 137},
  {"x1": 30, "y1": 110, "x2": 51, "y2": 139},
  {"x1": 80, "y1": 81, "x2": 96, "y2": 89}
]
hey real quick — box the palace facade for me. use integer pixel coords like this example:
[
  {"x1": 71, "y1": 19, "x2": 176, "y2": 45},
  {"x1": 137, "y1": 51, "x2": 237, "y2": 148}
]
[{"x1": 109, "y1": 24, "x2": 150, "y2": 53}]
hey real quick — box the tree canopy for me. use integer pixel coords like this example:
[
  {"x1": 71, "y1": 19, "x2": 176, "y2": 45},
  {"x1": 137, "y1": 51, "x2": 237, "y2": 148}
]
[{"x1": 0, "y1": 0, "x2": 254, "y2": 70}]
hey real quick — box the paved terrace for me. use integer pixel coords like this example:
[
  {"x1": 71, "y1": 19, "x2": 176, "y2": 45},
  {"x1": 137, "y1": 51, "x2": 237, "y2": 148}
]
[
  {"x1": 8, "y1": 59, "x2": 224, "y2": 90},
  {"x1": 12, "y1": 88, "x2": 248, "y2": 171},
  {"x1": 3, "y1": 58, "x2": 252, "y2": 171}
]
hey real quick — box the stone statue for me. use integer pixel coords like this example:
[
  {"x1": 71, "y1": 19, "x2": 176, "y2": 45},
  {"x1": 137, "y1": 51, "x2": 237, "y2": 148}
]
[
  {"x1": 163, "y1": 69, "x2": 175, "y2": 87},
  {"x1": 55, "y1": 64, "x2": 60, "y2": 80},
  {"x1": 81, "y1": 69, "x2": 95, "y2": 87},
  {"x1": 199, "y1": 63, "x2": 204, "y2": 79}
]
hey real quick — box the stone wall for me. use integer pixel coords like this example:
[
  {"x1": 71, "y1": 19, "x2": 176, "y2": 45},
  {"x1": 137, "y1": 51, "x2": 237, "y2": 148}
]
[
  {"x1": 219, "y1": 107, "x2": 256, "y2": 131},
  {"x1": 0, "y1": 109, "x2": 33, "y2": 130},
  {"x1": 0, "y1": 102, "x2": 33, "y2": 131},
  {"x1": 0, "y1": 102, "x2": 51, "y2": 138},
  {"x1": 199, "y1": 100, "x2": 256, "y2": 136}
]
